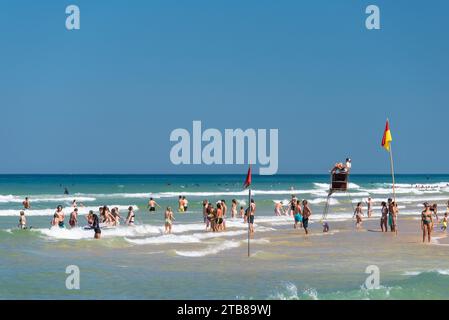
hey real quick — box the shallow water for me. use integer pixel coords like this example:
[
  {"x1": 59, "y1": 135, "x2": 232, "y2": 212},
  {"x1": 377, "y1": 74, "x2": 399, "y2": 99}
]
[{"x1": 1, "y1": 174, "x2": 448, "y2": 299}]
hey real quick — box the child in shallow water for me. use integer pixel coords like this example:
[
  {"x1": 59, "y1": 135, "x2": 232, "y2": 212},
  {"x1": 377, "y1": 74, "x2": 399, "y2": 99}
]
[
  {"x1": 441, "y1": 212, "x2": 448, "y2": 232},
  {"x1": 18, "y1": 211, "x2": 27, "y2": 229}
]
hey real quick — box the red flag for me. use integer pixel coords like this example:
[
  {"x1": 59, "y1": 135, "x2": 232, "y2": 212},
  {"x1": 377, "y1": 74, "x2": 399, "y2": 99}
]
[{"x1": 243, "y1": 165, "x2": 252, "y2": 189}]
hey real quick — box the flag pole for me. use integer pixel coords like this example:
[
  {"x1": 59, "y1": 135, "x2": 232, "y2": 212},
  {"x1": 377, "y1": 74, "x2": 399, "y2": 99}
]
[
  {"x1": 389, "y1": 145, "x2": 396, "y2": 202},
  {"x1": 248, "y1": 188, "x2": 251, "y2": 258}
]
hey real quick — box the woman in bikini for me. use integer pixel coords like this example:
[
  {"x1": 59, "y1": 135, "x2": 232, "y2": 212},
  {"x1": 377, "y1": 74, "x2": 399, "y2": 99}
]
[
  {"x1": 164, "y1": 207, "x2": 175, "y2": 234},
  {"x1": 421, "y1": 203, "x2": 433, "y2": 243}
]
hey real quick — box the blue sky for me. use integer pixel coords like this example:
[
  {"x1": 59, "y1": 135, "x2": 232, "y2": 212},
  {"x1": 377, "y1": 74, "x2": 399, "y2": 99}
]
[{"x1": 0, "y1": 0, "x2": 448, "y2": 174}]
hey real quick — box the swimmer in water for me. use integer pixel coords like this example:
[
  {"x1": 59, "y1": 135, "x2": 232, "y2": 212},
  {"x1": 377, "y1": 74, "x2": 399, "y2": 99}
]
[
  {"x1": 126, "y1": 206, "x2": 135, "y2": 226},
  {"x1": 22, "y1": 197, "x2": 31, "y2": 210},
  {"x1": 88, "y1": 211, "x2": 101, "y2": 239},
  {"x1": 148, "y1": 197, "x2": 161, "y2": 212},
  {"x1": 69, "y1": 208, "x2": 78, "y2": 228},
  {"x1": 53, "y1": 205, "x2": 65, "y2": 228}
]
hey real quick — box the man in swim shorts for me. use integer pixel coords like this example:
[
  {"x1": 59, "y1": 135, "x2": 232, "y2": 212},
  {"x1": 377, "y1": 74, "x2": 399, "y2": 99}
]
[{"x1": 302, "y1": 200, "x2": 312, "y2": 235}]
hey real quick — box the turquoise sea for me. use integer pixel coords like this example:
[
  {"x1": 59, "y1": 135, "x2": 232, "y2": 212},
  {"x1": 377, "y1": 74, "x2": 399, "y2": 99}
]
[{"x1": 1, "y1": 174, "x2": 449, "y2": 300}]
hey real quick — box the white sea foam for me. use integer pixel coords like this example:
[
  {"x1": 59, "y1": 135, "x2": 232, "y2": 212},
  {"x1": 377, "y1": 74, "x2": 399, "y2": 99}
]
[
  {"x1": 175, "y1": 240, "x2": 242, "y2": 257},
  {"x1": 0, "y1": 194, "x2": 96, "y2": 203},
  {"x1": 0, "y1": 205, "x2": 139, "y2": 217},
  {"x1": 125, "y1": 230, "x2": 248, "y2": 245}
]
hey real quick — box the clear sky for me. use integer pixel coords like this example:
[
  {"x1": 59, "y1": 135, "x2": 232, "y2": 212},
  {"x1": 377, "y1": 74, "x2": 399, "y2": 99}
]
[{"x1": 0, "y1": 0, "x2": 448, "y2": 174}]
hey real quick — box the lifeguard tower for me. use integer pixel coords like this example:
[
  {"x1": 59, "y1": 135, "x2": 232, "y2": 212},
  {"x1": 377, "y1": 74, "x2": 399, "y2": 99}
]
[{"x1": 322, "y1": 162, "x2": 354, "y2": 220}]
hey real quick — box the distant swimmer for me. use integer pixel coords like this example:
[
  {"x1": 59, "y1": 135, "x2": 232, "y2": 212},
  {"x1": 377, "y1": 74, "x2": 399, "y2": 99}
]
[
  {"x1": 71, "y1": 199, "x2": 84, "y2": 208},
  {"x1": 22, "y1": 197, "x2": 31, "y2": 210},
  {"x1": 421, "y1": 203, "x2": 433, "y2": 243},
  {"x1": 64, "y1": 187, "x2": 69, "y2": 195},
  {"x1": 148, "y1": 197, "x2": 161, "y2": 212},
  {"x1": 69, "y1": 208, "x2": 78, "y2": 228},
  {"x1": 353, "y1": 202, "x2": 363, "y2": 229},
  {"x1": 126, "y1": 206, "x2": 135, "y2": 226},
  {"x1": 18, "y1": 211, "x2": 27, "y2": 229},
  {"x1": 164, "y1": 207, "x2": 175, "y2": 234}
]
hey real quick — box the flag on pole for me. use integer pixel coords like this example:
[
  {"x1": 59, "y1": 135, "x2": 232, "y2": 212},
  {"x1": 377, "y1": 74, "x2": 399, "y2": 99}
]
[
  {"x1": 243, "y1": 165, "x2": 252, "y2": 189},
  {"x1": 381, "y1": 119, "x2": 393, "y2": 152}
]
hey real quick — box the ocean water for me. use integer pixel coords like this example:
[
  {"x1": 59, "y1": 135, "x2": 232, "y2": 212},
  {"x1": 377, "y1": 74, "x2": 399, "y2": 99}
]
[{"x1": 1, "y1": 174, "x2": 449, "y2": 300}]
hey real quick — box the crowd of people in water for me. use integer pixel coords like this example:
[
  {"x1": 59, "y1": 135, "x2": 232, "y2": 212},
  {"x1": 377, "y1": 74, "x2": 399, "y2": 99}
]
[{"x1": 15, "y1": 191, "x2": 449, "y2": 243}]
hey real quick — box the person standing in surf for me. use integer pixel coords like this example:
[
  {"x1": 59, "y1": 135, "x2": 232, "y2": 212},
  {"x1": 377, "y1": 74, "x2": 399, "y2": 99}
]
[
  {"x1": 421, "y1": 203, "x2": 433, "y2": 243},
  {"x1": 22, "y1": 197, "x2": 31, "y2": 210},
  {"x1": 18, "y1": 211, "x2": 27, "y2": 229},
  {"x1": 293, "y1": 200, "x2": 303, "y2": 229},
  {"x1": 288, "y1": 195, "x2": 297, "y2": 217},
  {"x1": 249, "y1": 199, "x2": 256, "y2": 235},
  {"x1": 366, "y1": 197, "x2": 373, "y2": 218},
  {"x1": 220, "y1": 200, "x2": 227, "y2": 231},
  {"x1": 125, "y1": 206, "x2": 135, "y2": 226},
  {"x1": 164, "y1": 207, "x2": 175, "y2": 234},
  {"x1": 302, "y1": 200, "x2": 312, "y2": 235},
  {"x1": 380, "y1": 201, "x2": 388, "y2": 232},
  {"x1": 53, "y1": 205, "x2": 65, "y2": 228},
  {"x1": 353, "y1": 202, "x2": 363, "y2": 229},
  {"x1": 69, "y1": 208, "x2": 78, "y2": 228},
  {"x1": 148, "y1": 197, "x2": 161, "y2": 213},
  {"x1": 231, "y1": 199, "x2": 238, "y2": 219}
]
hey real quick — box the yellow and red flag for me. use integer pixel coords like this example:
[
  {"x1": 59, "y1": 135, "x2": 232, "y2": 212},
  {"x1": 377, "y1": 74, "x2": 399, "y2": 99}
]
[{"x1": 381, "y1": 119, "x2": 393, "y2": 152}]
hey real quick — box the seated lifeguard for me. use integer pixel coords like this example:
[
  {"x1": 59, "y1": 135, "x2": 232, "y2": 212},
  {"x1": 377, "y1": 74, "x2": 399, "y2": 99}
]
[{"x1": 331, "y1": 158, "x2": 352, "y2": 174}]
